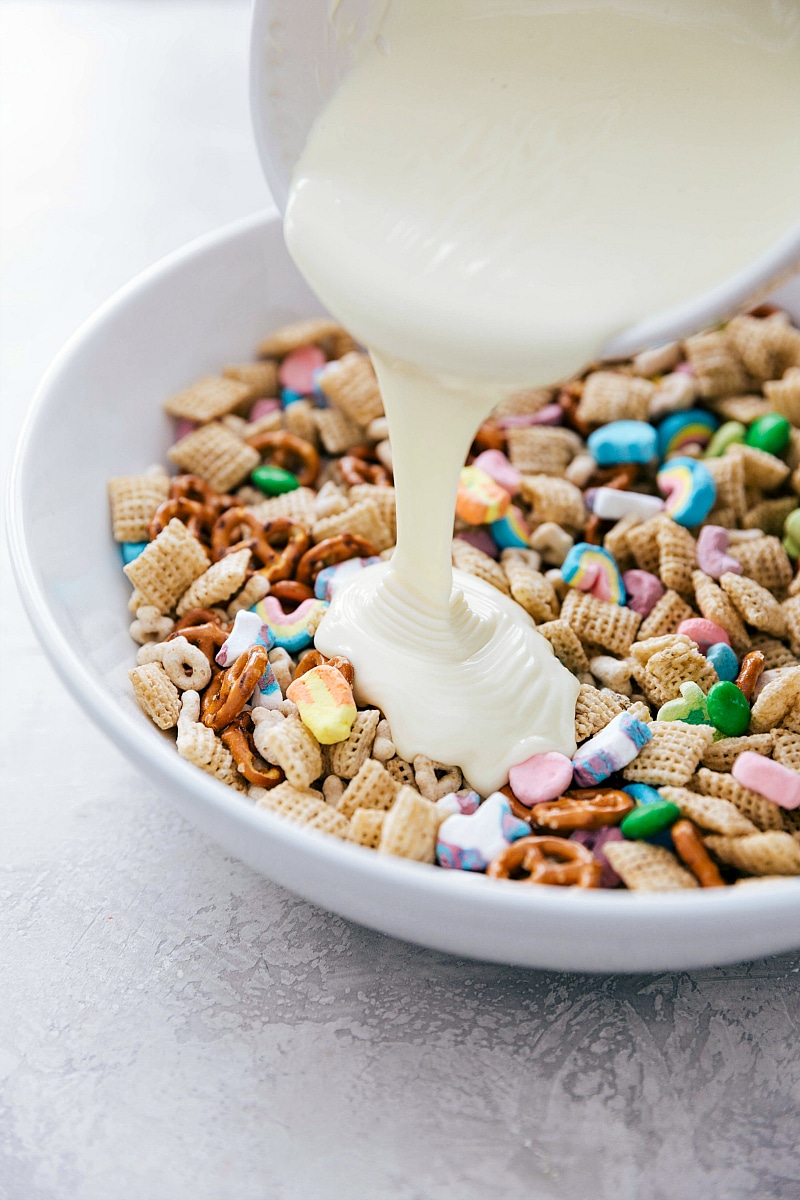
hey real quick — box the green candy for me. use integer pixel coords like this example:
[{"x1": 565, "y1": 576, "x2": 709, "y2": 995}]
[
  {"x1": 620, "y1": 800, "x2": 681, "y2": 840},
  {"x1": 745, "y1": 413, "x2": 791, "y2": 456},
  {"x1": 706, "y1": 680, "x2": 750, "y2": 737},
  {"x1": 783, "y1": 535, "x2": 800, "y2": 561},
  {"x1": 704, "y1": 420, "x2": 745, "y2": 458},
  {"x1": 251, "y1": 464, "x2": 300, "y2": 496},
  {"x1": 784, "y1": 508, "x2": 800, "y2": 546}
]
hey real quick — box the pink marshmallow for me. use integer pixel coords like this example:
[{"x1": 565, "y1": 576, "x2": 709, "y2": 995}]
[
  {"x1": 508, "y1": 751, "x2": 574, "y2": 807},
  {"x1": 622, "y1": 569, "x2": 664, "y2": 617},
  {"x1": 732, "y1": 752, "x2": 800, "y2": 811},
  {"x1": 250, "y1": 397, "x2": 281, "y2": 421},
  {"x1": 497, "y1": 404, "x2": 563, "y2": 429},
  {"x1": 278, "y1": 345, "x2": 326, "y2": 394},
  {"x1": 677, "y1": 617, "x2": 731, "y2": 653},
  {"x1": 472, "y1": 449, "x2": 521, "y2": 496},
  {"x1": 696, "y1": 526, "x2": 742, "y2": 580}
]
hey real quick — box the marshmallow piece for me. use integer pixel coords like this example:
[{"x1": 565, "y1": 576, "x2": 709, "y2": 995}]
[
  {"x1": 572, "y1": 712, "x2": 653, "y2": 787},
  {"x1": 436, "y1": 792, "x2": 530, "y2": 871},
  {"x1": 471, "y1": 449, "x2": 521, "y2": 496},
  {"x1": 456, "y1": 466, "x2": 512, "y2": 525},
  {"x1": 509, "y1": 752, "x2": 573, "y2": 807},
  {"x1": 216, "y1": 609, "x2": 273, "y2": 667},
  {"x1": 286, "y1": 664, "x2": 358, "y2": 745},
  {"x1": 622, "y1": 569, "x2": 664, "y2": 617},
  {"x1": 732, "y1": 752, "x2": 800, "y2": 811},
  {"x1": 696, "y1": 525, "x2": 742, "y2": 580},
  {"x1": 590, "y1": 488, "x2": 665, "y2": 522},
  {"x1": 435, "y1": 789, "x2": 481, "y2": 818}
]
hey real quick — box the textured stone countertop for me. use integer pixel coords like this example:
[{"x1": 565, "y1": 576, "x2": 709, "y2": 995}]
[{"x1": 1, "y1": 4, "x2": 799, "y2": 1198}]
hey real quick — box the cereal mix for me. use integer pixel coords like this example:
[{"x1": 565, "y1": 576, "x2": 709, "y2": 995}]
[{"x1": 112, "y1": 308, "x2": 800, "y2": 890}]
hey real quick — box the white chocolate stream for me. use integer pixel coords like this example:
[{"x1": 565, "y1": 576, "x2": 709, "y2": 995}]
[{"x1": 285, "y1": 0, "x2": 800, "y2": 794}]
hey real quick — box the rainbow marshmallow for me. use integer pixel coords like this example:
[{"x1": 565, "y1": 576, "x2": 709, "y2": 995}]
[
  {"x1": 490, "y1": 505, "x2": 530, "y2": 549},
  {"x1": 251, "y1": 596, "x2": 329, "y2": 653},
  {"x1": 253, "y1": 660, "x2": 283, "y2": 709},
  {"x1": 657, "y1": 408, "x2": 719, "y2": 458},
  {"x1": 286, "y1": 663, "x2": 358, "y2": 744},
  {"x1": 656, "y1": 456, "x2": 716, "y2": 527},
  {"x1": 314, "y1": 556, "x2": 381, "y2": 601},
  {"x1": 561, "y1": 542, "x2": 626, "y2": 605},
  {"x1": 456, "y1": 466, "x2": 511, "y2": 525}
]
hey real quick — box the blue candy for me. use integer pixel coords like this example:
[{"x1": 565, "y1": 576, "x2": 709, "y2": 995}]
[
  {"x1": 706, "y1": 641, "x2": 739, "y2": 682},
  {"x1": 656, "y1": 408, "x2": 719, "y2": 458},
  {"x1": 121, "y1": 541, "x2": 148, "y2": 564},
  {"x1": 281, "y1": 387, "x2": 305, "y2": 407},
  {"x1": 623, "y1": 783, "x2": 663, "y2": 807},
  {"x1": 587, "y1": 420, "x2": 658, "y2": 466}
]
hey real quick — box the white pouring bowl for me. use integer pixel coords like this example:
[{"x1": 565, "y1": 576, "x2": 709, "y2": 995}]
[
  {"x1": 249, "y1": 0, "x2": 800, "y2": 360},
  {"x1": 8, "y1": 210, "x2": 800, "y2": 972}
]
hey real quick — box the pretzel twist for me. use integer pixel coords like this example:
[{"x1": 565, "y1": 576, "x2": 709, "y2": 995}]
[
  {"x1": 246, "y1": 430, "x2": 320, "y2": 487},
  {"x1": 487, "y1": 836, "x2": 601, "y2": 887},
  {"x1": 530, "y1": 788, "x2": 634, "y2": 832},
  {"x1": 201, "y1": 645, "x2": 271, "y2": 732},
  {"x1": 296, "y1": 533, "x2": 379, "y2": 585}
]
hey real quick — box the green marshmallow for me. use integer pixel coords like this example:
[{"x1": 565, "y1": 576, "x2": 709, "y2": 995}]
[
  {"x1": 704, "y1": 420, "x2": 746, "y2": 458},
  {"x1": 706, "y1": 680, "x2": 750, "y2": 737},
  {"x1": 784, "y1": 508, "x2": 800, "y2": 546},
  {"x1": 251, "y1": 464, "x2": 300, "y2": 495},
  {"x1": 620, "y1": 800, "x2": 681, "y2": 840},
  {"x1": 782, "y1": 535, "x2": 800, "y2": 561},
  {"x1": 745, "y1": 413, "x2": 791, "y2": 456}
]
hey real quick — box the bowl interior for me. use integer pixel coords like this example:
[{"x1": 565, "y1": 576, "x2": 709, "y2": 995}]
[{"x1": 10, "y1": 211, "x2": 800, "y2": 973}]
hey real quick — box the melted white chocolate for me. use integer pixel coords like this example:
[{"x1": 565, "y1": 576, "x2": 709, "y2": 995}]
[
  {"x1": 286, "y1": 0, "x2": 800, "y2": 791},
  {"x1": 315, "y1": 358, "x2": 580, "y2": 795}
]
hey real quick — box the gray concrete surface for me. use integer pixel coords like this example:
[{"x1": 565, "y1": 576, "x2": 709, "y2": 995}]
[{"x1": 1, "y1": 4, "x2": 799, "y2": 1198}]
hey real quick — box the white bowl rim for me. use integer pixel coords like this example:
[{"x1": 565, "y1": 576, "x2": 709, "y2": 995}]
[{"x1": 7, "y1": 209, "x2": 800, "y2": 967}]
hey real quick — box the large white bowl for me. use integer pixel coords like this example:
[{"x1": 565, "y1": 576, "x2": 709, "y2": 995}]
[{"x1": 9, "y1": 211, "x2": 800, "y2": 972}]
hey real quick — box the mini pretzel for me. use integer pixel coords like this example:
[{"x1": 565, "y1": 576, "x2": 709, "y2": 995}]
[
  {"x1": 487, "y1": 836, "x2": 601, "y2": 887},
  {"x1": 174, "y1": 608, "x2": 228, "y2": 631},
  {"x1": 148, "y1": 497, "x2": 212, "y2": 542},
  {"x1": 221, "y1": 713, "x2": 285, "y2": 788},
  {"x1": 583, "y1": 513, "x2": 604, "y2": 546},
  {"x1": 734, "y1": 650, "x2": 765, "y2": 701},
  {"x1": 169, "y1": 474, "x2": 234, "y2": 514},
  {"x1": 471, "y1": 421, "x2": 506, "y2": 455},
  {"x1": 270, "y1": 580, "x2": 315, "y2": 608},
  {"x1": 212, "y1": 510, "x2": 310, "y2": 581},
  {"x1": 166, "y1": 621, "x2": 227, "y2": 666},
  {"x1": 339, "y1": 454, "x2": 392, "y2": 487},
  {"x1": 558, "y1": 385, "x2": 591, "y2": 438},
  {"x1": 292, "y1": 649, "x2": 355, "y2": 686},
  {"x1": 671, "y1": 818, "x2": 725, "y2": 887},
  {"x1": 295, "y1": 533, "x2": 379, "y2": 585},
  {"x1": 246, "y1": 430, "x2": 320, "y2": 487},
  {"x1": 293, "y1": 649, "x2": 325, "y2": 677},
  {"x1": 588, "y1": 463, "x2": 639, "y2": 490},
  {"x1": 201, "y1": 644, "x2": 270, "y2": 732},
  {"x1": 530, "y1": 787, "x2": 634, "y2": 832}
]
